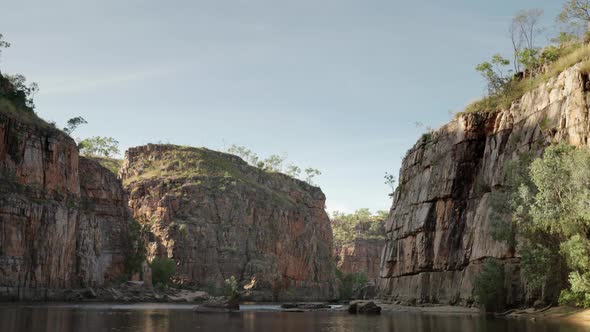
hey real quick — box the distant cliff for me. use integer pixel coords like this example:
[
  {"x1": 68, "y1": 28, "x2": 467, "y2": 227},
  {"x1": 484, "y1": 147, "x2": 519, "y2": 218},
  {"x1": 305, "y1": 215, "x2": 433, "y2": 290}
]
[
  {"x1": 0, "y1": 74, "x2": 133, "y2": 300},
  {"x1": 121, "y1": 144, "x2": 336, "y2": 301},
  {"x1": 332, "y1": 213, "x2": 386, "y2": 282},
  {"x1": 379, "y1": 65, "x2": 590, "y2": 306}
]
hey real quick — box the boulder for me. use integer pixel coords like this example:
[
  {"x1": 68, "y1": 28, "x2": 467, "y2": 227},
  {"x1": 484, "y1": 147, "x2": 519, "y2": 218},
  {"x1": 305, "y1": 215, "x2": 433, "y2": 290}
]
[{"x1": 348, "y1": 301, "x2": 382, "y2": 315}]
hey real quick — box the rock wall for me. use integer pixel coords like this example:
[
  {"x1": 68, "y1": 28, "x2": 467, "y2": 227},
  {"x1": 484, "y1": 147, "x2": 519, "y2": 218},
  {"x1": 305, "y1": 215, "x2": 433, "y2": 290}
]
[
  {"x1": 121, "y1": 144, "x2": 336, "y2": 301},
  {"x1": 0, "y1": 107, "x2": 132, "y2": 300},
  {"x1": 335, "y1": 239, "x2": 384, "y2": 282},
  {"x1": 379, "y1": 65, "x2": 590, "y2": 306}
]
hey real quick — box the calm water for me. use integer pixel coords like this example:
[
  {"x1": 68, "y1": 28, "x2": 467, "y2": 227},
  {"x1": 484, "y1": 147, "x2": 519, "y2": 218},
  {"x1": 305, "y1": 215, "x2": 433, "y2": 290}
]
[{"x1": 0, "y1": 303, "x2": 587, "y2": 332}]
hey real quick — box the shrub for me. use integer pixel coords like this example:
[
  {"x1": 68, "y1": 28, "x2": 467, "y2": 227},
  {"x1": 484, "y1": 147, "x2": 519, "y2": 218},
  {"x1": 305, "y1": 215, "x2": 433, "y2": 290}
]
[
  {"x1": 150, "y1": 257, "x2": 176, "y2": 285},
  {"x1": 123, "y1": 219, "x2": 147, "y2": 277},
  {"x1": 224, "y1": 276, "x2": 241, "y2": 300},
  {"x1": 474, "y1": 259, "x2": 505, "y2": 312},
  {"x1": 336, "y1": 269, "x2": 368, "y2": 300}
]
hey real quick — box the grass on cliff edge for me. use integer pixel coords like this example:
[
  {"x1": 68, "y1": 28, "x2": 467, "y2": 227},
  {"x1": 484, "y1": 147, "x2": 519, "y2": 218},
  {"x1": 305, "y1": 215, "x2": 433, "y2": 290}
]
[
  {"x1": 461, "y1": 43, "x2": 590, "y2": 116},
  {"x1": 123, "y1": 145, "x2": 303, "y2": 206},
  {"x1": 0, "y1": 97, "x2": 61, "y2": 134},
  {"x1": 87, "y1": 156, "x2": 123, "y2": 175}
]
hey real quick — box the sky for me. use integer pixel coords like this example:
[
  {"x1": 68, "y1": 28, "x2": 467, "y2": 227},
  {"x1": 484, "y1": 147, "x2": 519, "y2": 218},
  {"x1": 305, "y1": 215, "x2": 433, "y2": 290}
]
[{"x1": 1, "y1": 0, "x2": 566, "y2": 214}]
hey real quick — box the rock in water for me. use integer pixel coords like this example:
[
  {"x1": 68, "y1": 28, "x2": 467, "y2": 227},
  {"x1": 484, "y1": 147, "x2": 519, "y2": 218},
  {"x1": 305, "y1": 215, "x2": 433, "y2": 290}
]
[
  {"x1": 379, "y1": 65, "x2": 590, "y2": 306},
  {"x1": 348, "y1": 301, "x2": 381, "y2": 314},
  {"x1": 121, "y1": 144, "x2": 336, "y2": 301}
]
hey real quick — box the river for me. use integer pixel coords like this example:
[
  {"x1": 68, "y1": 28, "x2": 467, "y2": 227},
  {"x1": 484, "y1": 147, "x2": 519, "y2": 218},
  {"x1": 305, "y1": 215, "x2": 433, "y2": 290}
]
[{"x1": 0, "y1": 303, "x2": 586, "y2": 332}]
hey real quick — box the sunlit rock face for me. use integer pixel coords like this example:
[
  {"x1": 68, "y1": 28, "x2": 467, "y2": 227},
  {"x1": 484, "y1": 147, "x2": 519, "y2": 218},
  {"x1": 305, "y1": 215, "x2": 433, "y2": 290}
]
[
  {"x1": 0, "y1": 107, "x2": 131, "y2": 300},
  {"x1": 121, "y1": 144, "x2": 336, "y2": 301},
  {"x1": 379, "y1": 65, "x2": 590, "y2": 306}
]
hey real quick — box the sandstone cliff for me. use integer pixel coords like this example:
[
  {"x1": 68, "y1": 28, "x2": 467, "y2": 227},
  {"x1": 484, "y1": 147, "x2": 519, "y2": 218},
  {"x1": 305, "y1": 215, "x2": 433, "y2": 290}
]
[
  {"x1": 0, "y1": 78, "x2": 133, "y2": 300},
  {"x1": 335, "y1": 239, "x2": 384, "y2": 282},
  {"x1": 121, "y1": 144, "x2": 336, "y2": 301},
  {"x1": 333, "y1": 217, "x2": 385, "y2": 282},
  {"x1": 379, "y1": 65, "x2": 590, "y2": 306}
]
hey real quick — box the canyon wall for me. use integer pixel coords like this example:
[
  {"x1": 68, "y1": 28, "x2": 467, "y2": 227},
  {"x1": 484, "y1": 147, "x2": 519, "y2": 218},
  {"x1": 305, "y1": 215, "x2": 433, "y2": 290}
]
[
  {"x1": 0, "y1": 105, "x2": 132, "y2": 300},
  {"x1": 121, "y1": 144, "x2": 336, "y2": 301},
  {"x1": 379, "y1": 65, "x2": 590, "y2": 306},
  {"x1": 335, "y1": 239, "x2": 384, "y2": 283}
]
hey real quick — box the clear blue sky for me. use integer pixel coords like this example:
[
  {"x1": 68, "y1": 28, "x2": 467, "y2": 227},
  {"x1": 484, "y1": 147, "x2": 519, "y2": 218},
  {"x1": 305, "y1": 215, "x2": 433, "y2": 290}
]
[{"x1": 2, "y1": 0, "x2": 565, "y2": 213}]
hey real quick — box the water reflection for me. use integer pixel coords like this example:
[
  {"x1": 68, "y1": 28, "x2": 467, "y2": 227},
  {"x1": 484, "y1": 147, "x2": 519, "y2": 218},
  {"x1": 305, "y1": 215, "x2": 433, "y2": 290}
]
[{"x1": 0, "y1": 304, "x2": 585, "y2": 332}]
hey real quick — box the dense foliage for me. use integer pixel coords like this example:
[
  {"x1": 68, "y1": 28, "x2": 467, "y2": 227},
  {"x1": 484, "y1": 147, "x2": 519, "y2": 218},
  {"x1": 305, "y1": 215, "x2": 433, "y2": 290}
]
[
  {"x1": 79, "y1": 136, "x2": 120, "y2": 158},
  {"x1": 150, "y1": 257, "x2": 177, "y2": 286},
  {"x1": 491, "y1": 144, "x2": 590, "y2": 307},
  {"x1": 335, "y1": 269, "x2": 368, "y2": 300},
  {"x1": 331, "y1": 209, "x2": 387, "y2": 247},
  {"x1": 473, "y1": 259, "x2": 506, "y2": 312}
]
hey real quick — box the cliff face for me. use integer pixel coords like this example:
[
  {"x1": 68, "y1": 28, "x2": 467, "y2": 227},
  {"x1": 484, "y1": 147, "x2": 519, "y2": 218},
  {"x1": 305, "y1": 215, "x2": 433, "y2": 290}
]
[
  {"x1": 0, "y1": 109, "x2": 132, "y2": 300},
  {"x1": 121, "y1": 144, "x2": 336, "y2": 301},
  {"x1": 335, "y1": 239, "x2": 384, "y2": 282},
  {"x1": 379, "y1": 65, "x2": 590, "y2": 306}
]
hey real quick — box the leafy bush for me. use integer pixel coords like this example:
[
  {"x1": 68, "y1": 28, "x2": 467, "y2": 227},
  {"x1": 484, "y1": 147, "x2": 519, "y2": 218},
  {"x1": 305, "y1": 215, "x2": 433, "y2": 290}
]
[
  {"x1": 336, "y1": 269, "x2": 368, "y2": 300},
  {"x1": 492, "y1": 144, "x2": 590, "y2": 307},
  {"x1": 79, "y1": 136, "x2": 120, "y2": 157},
  {"x1": 474, "y1": 259, "x2": 505, "y2": 312},
  {"x1": 150, "y1": 257, "x2": 176, "y2": 286},
  {"x1": 123, "y1": 219, "x2": 147, "y2": 277},
  {"x1": 331, "y1": 209, "x2": 387, "y2": 247},
  {"x1": 224, "y1": 276, "x2": 241, "y2": 300}
]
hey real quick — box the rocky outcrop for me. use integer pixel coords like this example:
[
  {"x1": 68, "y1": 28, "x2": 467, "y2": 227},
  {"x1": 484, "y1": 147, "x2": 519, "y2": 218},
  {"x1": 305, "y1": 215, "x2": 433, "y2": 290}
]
[
  {"x1": 335, "y1": 239, "x2": 384, "y2": 282},
  {"x1": 379, "y1": 65, "x2": 590, "y2": 306},
  {"x1": 121, "y1": 144, "x2": 336, "y2": 301},
  {"x1": 0, "y1": 102, "x2": 132, "y2": 300}
]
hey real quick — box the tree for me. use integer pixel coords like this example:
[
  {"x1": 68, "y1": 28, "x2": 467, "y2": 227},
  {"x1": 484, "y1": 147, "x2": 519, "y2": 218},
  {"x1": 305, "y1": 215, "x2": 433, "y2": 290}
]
[
  {"x1": 263, "y1": 154, "x2": 285, "y2": 172},
  {"x1": 226, "y1": 144, "x2": 259, "y2": 165},
  {"x1": 494, "y1": 144, "x2": 590, "y2": 306},
  {"x1": 0, "y1": 33, "x2": 10, "y2": 66},
  {"x1": 384, "y1": 172, "x2": 396, "y2": 197},
  {"x1": 510, "y1": 9, "x2": 544, "y2": 73},
  {"x1": 78, "y1": 136, "x2": 120, "y2": 157},
  {"x1": 474, "y1": 259, "x2": 505, "y2": 312},
  {"x1": 150, "y1": 257, "x2": 176, "y2": 286},
  {"x1": 5, "y1": 74, "x2": 39, "y2": 110},
  {"x1": 476, "y1": 54, "x2": 511, "y2": 96},
  {"x1": 559, "y1": 0, "x2": 590, "y2": 32},
  {"x1": 304, "y1": 167, "x2": 321, "y2": 185},
  {"x1": 63, "y1": 116, "x2": 87, "y2": 135},
  {"x1": 285, "y1": 164, "x2": 301, "y2": 178}
]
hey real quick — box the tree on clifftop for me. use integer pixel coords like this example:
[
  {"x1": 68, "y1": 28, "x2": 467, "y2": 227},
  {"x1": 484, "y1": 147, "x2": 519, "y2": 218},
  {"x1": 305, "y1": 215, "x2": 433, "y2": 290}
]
[
  {"x1": 559, "y1": 0, "x2": 590, "y2": 32},
  {"x1": 79, "y1": 136, "x2": 120, "y2": 158},
  {"x1": 0, "y1": 33, "x2": 10, "y2": 67}
]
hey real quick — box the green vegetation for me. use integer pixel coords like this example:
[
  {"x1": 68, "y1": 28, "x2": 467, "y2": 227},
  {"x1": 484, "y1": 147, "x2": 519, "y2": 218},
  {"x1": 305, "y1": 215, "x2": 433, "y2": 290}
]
[
  {"x1": 463, "y1": 3, "x2": 590, "y2": 116},
  {"x1": 226, "y1": 144, "x2": 322, "y2": 185},
  {"x1": 124, "y1": 145, "x2": 304, "y2": 207},
  {"x1": 335, "y1": 269, "x2": 369, "y2": 300},
  {"x1": 331, "y1": 209, "x2": 387, "y2": 247},
  {"x1": 491, "y1": 144, "x2": 590, "y2": 307},
  {"x1": 0, "y1": 33, "x2": 10, "y2": 61},
  {"x1": 150, "y1": 257, "x2": 176, "y2": 286},
  {"x1": 89, "y1": 156, "x2": 123, "y2": 175},
  {"x1": 224, "y1": 276, "x2": 241, "y2": 301},
  {"x1": 63, "y1": 116, "x2": 87, "y2": 135},
  {"x1": 474, "y1": 259, "x2": 506, "y2": 312},
  {"x1": 123, "y1": 219, "x2": 147, "y2": 277},
  {"x1": 384, "y1": 172, "x2": 397, "y2": 197},
  {"x1": 79, "y1": 136, "x2": 120, "y2": 158}
]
